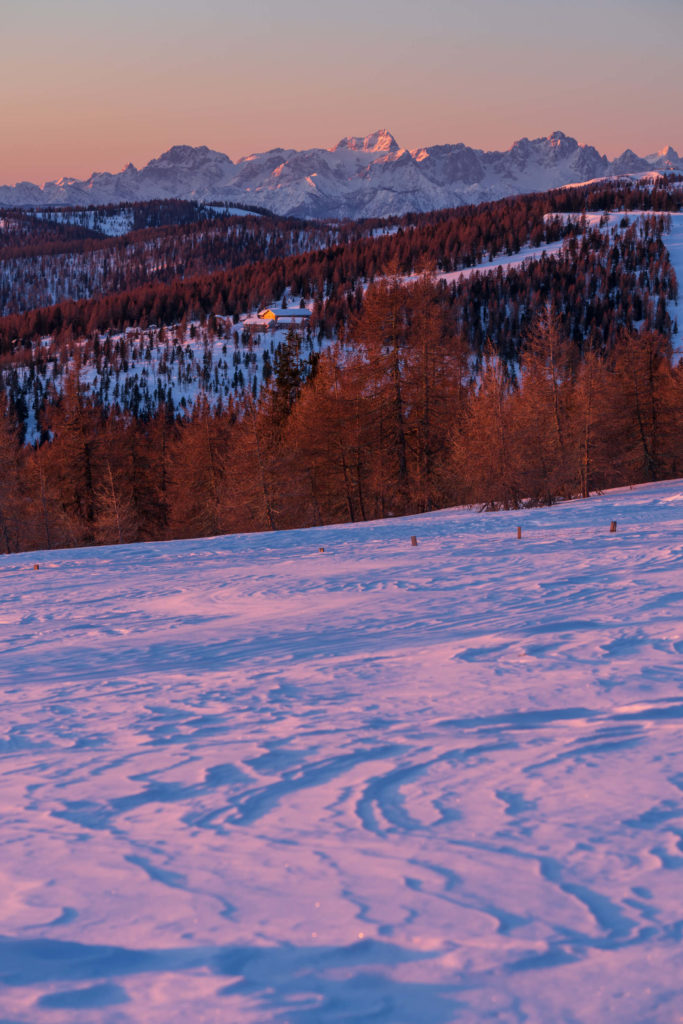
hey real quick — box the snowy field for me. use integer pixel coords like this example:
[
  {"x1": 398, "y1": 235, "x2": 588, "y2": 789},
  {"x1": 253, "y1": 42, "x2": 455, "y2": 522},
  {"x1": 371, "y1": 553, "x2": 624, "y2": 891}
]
[{"x1": 1, "y1": 482, "x2": 682, "y2": 1023}]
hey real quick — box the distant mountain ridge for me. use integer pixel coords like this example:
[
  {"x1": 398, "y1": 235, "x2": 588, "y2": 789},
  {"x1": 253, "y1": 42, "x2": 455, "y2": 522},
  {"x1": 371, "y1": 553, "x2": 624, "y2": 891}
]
[{"x1": 1, "y1": 130, "x2": 681, "y2": 219}]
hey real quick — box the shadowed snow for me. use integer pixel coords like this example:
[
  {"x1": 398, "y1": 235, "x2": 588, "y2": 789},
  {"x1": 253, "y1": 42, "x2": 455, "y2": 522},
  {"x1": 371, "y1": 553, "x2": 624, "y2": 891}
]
[{"x1": 0, "y1": 481, "x2": 682, "y2": 1022}]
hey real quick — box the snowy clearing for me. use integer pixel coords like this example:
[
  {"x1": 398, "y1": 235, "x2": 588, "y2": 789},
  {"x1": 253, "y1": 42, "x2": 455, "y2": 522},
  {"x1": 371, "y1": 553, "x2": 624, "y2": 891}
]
[
  {"x1": 7, "y1": 316, "x2": 323, "y2": 444},
  {"x1": 435, "y1": 238, "x2": 565, "y2": 285},
  {"x1": 405, "y1": 208, "x2": 674, "y2": 290},
  {"x1": 32, "y1": 209, "x2": 136, "y2": 236},
  {"x1": 1, "y1": 481, "x2": 682, "y2": 1022},
  {"x1": 397, "y1": 237, "x2": 565, "y2": 291}
]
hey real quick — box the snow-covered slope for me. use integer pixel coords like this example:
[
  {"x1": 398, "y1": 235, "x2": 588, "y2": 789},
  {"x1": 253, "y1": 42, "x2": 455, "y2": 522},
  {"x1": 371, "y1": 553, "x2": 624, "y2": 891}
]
[
  {"x1": 2, "y1": 130, "x2": 681, "y2": 218},
  {"x1": 5, "y1": 209, "x2": 682, "y2": 434},
  {"x1": 1, "y1": 481, "x2": 682, "y2": 1023},
  {"x1": 667, "y1": 210, "x2": 683, "y2": 351}
]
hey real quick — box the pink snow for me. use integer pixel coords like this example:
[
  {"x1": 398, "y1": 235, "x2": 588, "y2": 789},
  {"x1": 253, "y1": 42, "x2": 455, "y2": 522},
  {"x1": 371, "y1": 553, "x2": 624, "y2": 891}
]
[{"x1": 0, "y1": 481, "x2": 682, "y2": 1022}]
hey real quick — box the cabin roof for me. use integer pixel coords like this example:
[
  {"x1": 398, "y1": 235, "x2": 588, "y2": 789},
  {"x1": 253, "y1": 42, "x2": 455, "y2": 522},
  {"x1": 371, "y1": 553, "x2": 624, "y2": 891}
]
[{"x1": 257, "y1": 307, "x2": 311, "y2": 319}]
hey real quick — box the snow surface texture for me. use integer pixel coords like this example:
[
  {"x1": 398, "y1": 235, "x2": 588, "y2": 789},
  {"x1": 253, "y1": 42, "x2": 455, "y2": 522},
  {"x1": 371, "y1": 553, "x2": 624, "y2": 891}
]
[
  {"x1": 2, "y1": 131, "x2": 681, "y2": 219},
  {"x1": 1, "y1": 482, "x2": 682, "y2": 1022}
]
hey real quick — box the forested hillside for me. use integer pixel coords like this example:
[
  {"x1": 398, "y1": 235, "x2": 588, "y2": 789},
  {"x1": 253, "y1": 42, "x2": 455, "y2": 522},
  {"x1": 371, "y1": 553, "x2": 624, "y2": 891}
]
[
  {"x1": 0, "y1": 200, "x2": 385, "y2": 317},
  {"x1": 0, "y1": 178, "x2": 681, "y2": 553}
]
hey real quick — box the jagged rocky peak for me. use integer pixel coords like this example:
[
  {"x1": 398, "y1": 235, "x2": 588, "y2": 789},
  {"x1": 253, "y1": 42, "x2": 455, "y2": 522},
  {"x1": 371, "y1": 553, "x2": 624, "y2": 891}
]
[
  {"x1": 146, "y1": 145, "x2": 233, "y2": 169},
  {"x1": 511, "y1": 131, "x2": 578, "y2": 156},
  {"x1": 651, "y1": 145, "x2": 680, "y2": 161},
  {"x1": 546, "y1": 130, "x2": 573, "y2": 144},
  {"x1": 546, "y1": 130, "x2": 579, "y2": 154},
  {"x1": 410, "y1": 143, "x2": 485, "y2": 186},
  {"x1": 609, "y1": 148, "x2": 652, "y2": 173},
  {"x1": 2, "y1": 128, "x2": 677, "y2": 218},
  {"x1": 334, "y1": 129, "x2": 399, "y2": 153},
  {"x1": 647, "y1": 145, "x2": 682, "y2": 169}
]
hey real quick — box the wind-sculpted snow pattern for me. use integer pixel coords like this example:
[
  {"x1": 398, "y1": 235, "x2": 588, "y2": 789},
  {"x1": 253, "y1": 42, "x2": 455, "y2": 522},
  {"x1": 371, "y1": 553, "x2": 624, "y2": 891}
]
[{"x1": 1, "y1": 482, "x2": 682, "y2": 1022}]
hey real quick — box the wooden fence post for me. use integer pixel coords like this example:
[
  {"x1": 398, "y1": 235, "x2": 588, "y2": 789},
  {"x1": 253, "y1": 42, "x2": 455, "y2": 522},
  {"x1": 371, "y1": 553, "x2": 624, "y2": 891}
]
[
  {"x1": 410, "y1": 536, "x2": 418, "y2": 546},
  {"x1": 610, "y1": 521, "x2": 617, "y2": 533}
]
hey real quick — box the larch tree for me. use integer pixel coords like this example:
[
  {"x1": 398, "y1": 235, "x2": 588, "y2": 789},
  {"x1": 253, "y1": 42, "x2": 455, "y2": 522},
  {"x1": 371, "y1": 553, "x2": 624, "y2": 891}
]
[
  {"x1": 606, "y1": 329, "x2": 672, "y2": 483},
  {"x1": 516, "y1": 305, "x2": 574, "y2": 501},
  {"x1": 0, "y1": 395, "x2": 23, "y2": 553},
  {"x1": 451, "y1": 348, "x2": 518, "y2": 509},
  {"x1": 351, "y1": 275, "x2": 410, "y2": 508}
]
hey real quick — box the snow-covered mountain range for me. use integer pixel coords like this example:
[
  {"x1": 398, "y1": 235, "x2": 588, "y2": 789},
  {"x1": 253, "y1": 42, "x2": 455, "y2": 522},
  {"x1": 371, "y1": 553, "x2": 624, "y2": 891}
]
[{"x1": 2, "y1": 130, "x2": 681, "y2": 219}]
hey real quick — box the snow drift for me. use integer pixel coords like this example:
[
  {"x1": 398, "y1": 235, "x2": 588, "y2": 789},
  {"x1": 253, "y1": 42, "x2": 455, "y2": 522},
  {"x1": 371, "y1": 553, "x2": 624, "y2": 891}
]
[{"x1": 0, "y1": 481, "x2": 682, "y2": 1022}]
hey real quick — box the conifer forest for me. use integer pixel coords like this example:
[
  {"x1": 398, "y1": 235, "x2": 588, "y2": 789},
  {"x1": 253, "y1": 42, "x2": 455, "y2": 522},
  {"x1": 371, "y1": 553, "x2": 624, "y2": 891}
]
[{"x1": 1, "y1": 178, "x2": 681, "y2": 553}]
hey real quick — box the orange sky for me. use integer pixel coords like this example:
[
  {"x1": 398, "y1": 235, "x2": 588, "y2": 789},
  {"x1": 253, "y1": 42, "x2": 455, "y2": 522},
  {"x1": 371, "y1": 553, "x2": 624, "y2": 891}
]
[{"x1": 2, "y1": 0, "x2": 681, "y2": 186}]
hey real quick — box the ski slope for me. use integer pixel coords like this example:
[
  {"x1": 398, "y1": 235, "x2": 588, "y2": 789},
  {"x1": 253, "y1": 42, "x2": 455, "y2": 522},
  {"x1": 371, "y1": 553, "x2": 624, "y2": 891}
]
[{"x1": 1, "y1": 482, "x2": 682, "y2": 1023}]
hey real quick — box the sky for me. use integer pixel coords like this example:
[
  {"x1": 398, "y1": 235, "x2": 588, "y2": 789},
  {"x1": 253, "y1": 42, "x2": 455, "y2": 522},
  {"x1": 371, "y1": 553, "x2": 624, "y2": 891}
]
[{"x1": 2, "y1": 0, "x2": 682, "y2": 186}]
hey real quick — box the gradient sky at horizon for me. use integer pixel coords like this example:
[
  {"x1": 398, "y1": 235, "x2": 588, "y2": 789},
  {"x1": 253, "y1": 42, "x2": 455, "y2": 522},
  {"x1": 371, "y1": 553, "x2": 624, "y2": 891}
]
[{"x1": 2, "y1": 0, "x2": 681, "y2": 185}]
